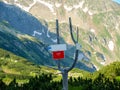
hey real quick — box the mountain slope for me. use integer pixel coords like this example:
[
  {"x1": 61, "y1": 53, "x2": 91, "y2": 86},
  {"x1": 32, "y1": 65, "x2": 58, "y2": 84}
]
[
  {"x1": 2, "y1": 0, "x2": 120, "y2": 24},
  {"x1": 0, "y1": 2, "x2": 96, "y2": 72},
  {"x1": 0, "y1": 0, "x2": 120, "y2": 71},
  {"x1": 0, "y1": 21, "x2": 54, "y2": 65},
  {"x1": 0, "y1": 47, "x2": 91, "y2": 85},
  {"x1": 0, "y1": 18, "x2": 96, "y2": 72},
  {"x1": 0, "y1": 2, "x2": 62, "y2": 44},
  {"x1": 0, "y1": 48, "x2": 41, "y2": 74}
]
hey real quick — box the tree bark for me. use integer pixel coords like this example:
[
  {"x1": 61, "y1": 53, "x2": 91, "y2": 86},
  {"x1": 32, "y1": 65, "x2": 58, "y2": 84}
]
[{"x1": 62, "y1": 70, "x2": 68, "y2": 90}]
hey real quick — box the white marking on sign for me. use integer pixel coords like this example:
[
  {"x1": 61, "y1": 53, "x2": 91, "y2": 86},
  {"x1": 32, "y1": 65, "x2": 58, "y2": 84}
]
[{"x1": 48, "y1": 44, "x2": 67, "y2": 51}]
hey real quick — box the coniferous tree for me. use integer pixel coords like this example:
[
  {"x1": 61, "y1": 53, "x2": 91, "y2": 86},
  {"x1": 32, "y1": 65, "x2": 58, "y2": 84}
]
[
  {"x1": 0, "y1": 79, "x2": 7, "y2": 90},
  {"x1": 8, "y1": 78, "x2": 18, "y2": 90}
]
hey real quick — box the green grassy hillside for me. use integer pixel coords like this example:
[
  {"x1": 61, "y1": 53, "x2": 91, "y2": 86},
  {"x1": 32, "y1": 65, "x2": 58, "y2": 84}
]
[
  {"x1": 0, "y1": 48, "x2": 87, "y2": 82},
  {"x1": 0, "y1": 21, "x2": 54, "y2": 66},
  {"x1": 0, "y1": 49, "x2": 120, "y2": 90}
]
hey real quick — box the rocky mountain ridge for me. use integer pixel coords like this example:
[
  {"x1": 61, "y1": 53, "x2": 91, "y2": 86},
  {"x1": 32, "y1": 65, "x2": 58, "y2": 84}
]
[
  {"x1": 0, "y1": 2, "x2": 96, "y2": 72},
  {"x1": 0, "y1": 0, "x2": 120, "y2": 71}
]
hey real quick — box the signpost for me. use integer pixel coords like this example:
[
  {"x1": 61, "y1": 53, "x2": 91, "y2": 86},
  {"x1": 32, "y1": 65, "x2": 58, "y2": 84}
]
[
  {"x1": 48, "y1": 44, "x2": 66, "y2": 60},
  {"x1": 48, "y1": 17, "x2": 80, "y2": 90}
]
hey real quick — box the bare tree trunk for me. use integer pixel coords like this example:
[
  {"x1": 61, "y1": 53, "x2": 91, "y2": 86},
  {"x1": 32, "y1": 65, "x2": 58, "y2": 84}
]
[
  {"x1": 62, "y1": 70, "x2": 68, "y2": 90},
  {"x1": 56, "y1": 17, "x2": 79, "y2": 90}
]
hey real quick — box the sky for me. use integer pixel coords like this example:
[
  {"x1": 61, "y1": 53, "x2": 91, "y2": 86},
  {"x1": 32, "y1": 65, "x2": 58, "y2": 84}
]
[{"x1": 112, "y1": 0, "x2": 120, "y2": 4}]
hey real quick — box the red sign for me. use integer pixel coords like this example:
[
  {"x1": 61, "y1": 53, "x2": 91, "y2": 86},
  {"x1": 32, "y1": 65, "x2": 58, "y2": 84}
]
[{"x1": 52, "y1": 51, "x2": 65, "y2": 60}]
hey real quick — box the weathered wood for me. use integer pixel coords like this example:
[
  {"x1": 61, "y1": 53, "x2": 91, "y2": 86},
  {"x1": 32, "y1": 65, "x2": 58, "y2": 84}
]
[
  {"x1": 56, "y1": 19, "x2": 61, "y2": 70},
  {"x1": 56, "y1": 17, "x2": 79, "y2": 90}
]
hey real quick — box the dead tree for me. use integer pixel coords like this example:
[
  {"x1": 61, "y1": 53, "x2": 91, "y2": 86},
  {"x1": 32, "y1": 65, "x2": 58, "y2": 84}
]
[{"x1": 56, "y1": 17, "x2": 79, "y2": 90}]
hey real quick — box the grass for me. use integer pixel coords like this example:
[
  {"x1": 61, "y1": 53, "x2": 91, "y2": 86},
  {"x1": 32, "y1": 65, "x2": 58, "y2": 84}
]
[
  {"x1": 99, "y1": 27, "x2": 111, "y2": 38},
  {"x1": 17, "y1": 34, "x2": 40, "y2": 43},
  {"x1": 16, "y1": 79, "x2": 29, "y2": 85},
  {"x1": 116, "y1": 76, "x2": 120, "y2": 82},
  {"x1": 59, "y1": 7, "x2": 66, "y2": 17},
  {"x1": 116, "y1": 34, "x2": 120, "y2": 46},
  {"x1": 100, "y1": 45, "x2": 111, "y2": 56},
  {"x1": 2, "y1": 77, "x2": 13, "y2": 85},
  {"x1": 69, "y1": 85, "x2": 83, "y2": 90},
  {"x1": 114, "y1": 11, "x2": 120, "y2": 15},
  {"x1": 91, "y1": 55, "x2": 102, "y2": 69},
  {"x1": 2, "y1": 65, "x2": 21, "y2": 75},
  {"x1": 65, "y1": 0, "x2": 80, "y2": 6},
  {"x1": 93, "y1": 13, "x2": 105, "y2": 25},
  {"x1": 77, "y1": 10, "x2": 87, "y2": 22}
]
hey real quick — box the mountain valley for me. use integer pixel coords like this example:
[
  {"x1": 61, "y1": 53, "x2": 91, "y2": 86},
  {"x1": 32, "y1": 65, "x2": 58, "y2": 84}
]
[{"x1": 0, "y1": 0, "x2": 120, "y2": 71}]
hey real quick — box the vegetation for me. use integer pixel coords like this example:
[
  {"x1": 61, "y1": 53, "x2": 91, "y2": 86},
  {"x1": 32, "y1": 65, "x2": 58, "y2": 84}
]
[
  {"x1": 0, "y1": 49, "x2": 120, "y2": 90},
  {"x1": 0, "y1": 73, "x2": 61, "y2": 90},
  {"x1": 0, "y1": 63, "x2": 120, "y2": 90},
  {"x1": 0, "y1": 1, "x2": 120, "y2": 89},
  {"x1": 93, "y1": 13, "x2": 105, "y2": 25},
  {"x1": 69, "y1": 73, "x2": 120, "y2": 90},
  {"x1": 0, "y1": 22, "x2": 54, "y2": 66}
]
